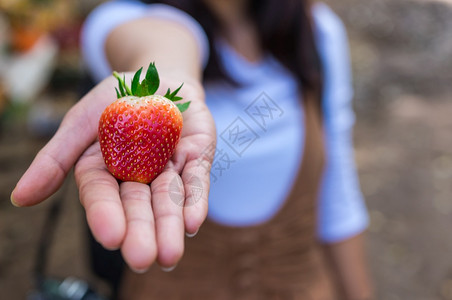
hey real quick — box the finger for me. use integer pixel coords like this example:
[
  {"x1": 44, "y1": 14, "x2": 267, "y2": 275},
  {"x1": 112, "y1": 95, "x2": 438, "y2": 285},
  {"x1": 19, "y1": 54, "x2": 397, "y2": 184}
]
[
  {"x1": 169, "y1": 131, "x2": 214, "y2": 237},
  {"x1": 75, "y1": 143, "x2": 126, "y2": 250},
  {"x1": 12, "y1": 77, "x2": 117, "y2": 207},
  {"x1": 181, "y1": 160, "x2": 210, "y2": 237},
  {"x1": 151, "y1": 170, "x2": 185, "y2": 268},
  {"x1": 120, "y1": 181, "x2": 157, "y2": 272}
]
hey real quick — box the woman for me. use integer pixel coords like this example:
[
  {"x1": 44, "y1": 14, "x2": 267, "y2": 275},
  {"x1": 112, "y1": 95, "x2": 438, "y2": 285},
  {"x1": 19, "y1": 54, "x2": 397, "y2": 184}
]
[{"x1": 12, "y1": 0, "x2": 373, "y2": 299}]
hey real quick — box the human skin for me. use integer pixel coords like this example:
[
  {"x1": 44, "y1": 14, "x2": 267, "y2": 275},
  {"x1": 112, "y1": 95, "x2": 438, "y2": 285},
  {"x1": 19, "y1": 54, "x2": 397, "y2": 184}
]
[{"x1": 11, "y1": 17, "x2": 216, "y2": 273}]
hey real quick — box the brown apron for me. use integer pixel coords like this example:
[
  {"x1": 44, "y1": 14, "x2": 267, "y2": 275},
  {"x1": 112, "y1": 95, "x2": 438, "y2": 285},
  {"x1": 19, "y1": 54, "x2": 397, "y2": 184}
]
[{"x1": 119, "y1": 95, "x2": 338, "y2": 299}]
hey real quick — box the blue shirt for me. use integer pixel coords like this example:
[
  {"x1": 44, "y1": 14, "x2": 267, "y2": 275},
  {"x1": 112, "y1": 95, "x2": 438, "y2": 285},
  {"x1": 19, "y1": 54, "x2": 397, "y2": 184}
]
[{"x1": 81, "y1": 1, "x2": 368, "y2": 243}]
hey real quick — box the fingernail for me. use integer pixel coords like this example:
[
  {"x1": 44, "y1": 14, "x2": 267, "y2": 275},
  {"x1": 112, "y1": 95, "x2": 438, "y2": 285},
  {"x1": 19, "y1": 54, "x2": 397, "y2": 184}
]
[
  {"x1": 104, "y1": 245, "x2": 120, "y2": 251},
  {"x1": 131, "y1": 267, "x2": 149, "y2": 274},
  {"x1": 10, "y1": 191, "x2": 20, "y2": 207},
  {"x1": 161, "y1": 265, "x2": 177, "y2": 272},
  {"x1": 185, "y1": 229, "x2": 199, "y2": 238}
]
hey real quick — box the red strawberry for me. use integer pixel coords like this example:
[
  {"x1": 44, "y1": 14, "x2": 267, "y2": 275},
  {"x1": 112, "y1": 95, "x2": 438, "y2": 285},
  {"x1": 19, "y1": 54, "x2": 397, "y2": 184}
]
[{"x1": 98, "y1": 62, "x2": 190, "y2": 184}]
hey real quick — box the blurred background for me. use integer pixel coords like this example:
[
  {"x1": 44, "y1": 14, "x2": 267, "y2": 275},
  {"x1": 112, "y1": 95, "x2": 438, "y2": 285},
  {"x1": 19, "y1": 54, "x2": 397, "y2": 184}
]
[{"x1": 1, "y1": 0, "x2": 452, "y2": 299}]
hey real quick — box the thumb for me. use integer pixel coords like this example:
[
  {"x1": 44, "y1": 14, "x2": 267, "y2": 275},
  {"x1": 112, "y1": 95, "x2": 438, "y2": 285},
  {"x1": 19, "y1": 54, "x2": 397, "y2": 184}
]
[
  {"x1": 11, "y1": 149, "x2": 70, "y2": 207},
  {"x1": 11, "y1": 77, "x2": 117, "y2": 207},
  {"x1": 11, "y1": 105, "x2": 98, "y2": 207}
]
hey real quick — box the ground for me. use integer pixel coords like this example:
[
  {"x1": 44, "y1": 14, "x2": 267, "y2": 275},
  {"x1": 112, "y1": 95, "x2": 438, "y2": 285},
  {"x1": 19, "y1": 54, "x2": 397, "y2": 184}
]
[{"x1": 1, "y1": 0, "x2": 452, "y2": 299}]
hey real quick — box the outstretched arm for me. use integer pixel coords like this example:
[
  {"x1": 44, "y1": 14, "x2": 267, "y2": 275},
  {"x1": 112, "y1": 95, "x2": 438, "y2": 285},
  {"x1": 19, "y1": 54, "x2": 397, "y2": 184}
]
[{"x1": 12, "y1": 16, "x2": 216, "y2": 272}]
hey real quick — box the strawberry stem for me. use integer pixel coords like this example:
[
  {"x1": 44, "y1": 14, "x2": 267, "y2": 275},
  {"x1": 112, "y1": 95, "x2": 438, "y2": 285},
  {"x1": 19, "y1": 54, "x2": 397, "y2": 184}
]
[
  {"x1": 113, "y1": 71, "x2": 132, "y2": 98},
  {"x1": 112, "y1": 62, "x2": 191, "y2": 112}
]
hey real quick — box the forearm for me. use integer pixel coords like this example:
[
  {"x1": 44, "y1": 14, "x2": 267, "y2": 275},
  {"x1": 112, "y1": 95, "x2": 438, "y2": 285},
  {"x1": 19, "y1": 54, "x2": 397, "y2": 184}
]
[
  {"x1": 105, "y1": 18, "x2": 204, "y2": 87},
  {"x1": 321, "y1": 233, "x2": 374, "y2": 300}
]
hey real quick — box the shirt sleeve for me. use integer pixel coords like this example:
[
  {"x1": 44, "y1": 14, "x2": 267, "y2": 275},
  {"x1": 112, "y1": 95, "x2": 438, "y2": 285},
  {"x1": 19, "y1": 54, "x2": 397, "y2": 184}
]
[
  {"x1": 80, "y1": 0, "x2": 210, "y2": 83},
  {"x1": 313, "y1": 3, "x2": 369, "y2": 243}
]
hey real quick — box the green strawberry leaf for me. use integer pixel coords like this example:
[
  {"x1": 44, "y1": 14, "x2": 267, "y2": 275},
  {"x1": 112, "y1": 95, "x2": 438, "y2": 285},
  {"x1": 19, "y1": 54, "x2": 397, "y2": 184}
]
[
  {"x1": 164, "y1": 83, "x2": 184, "y2": 101},
  {"x1": 113, "y1": 72, "x2": 126, "y2": 97},
  {"x1": 112, "y1": 63, "x2": 189, "y2": 112},
  {"x1": 131, "y1": 67, "x2": 143, "y2": 95},
  {"x1": 123, "y1": 74, "x2": 132, "y2": 95},
  {"x1": 176, "y1": 101, "x2": 191, "y2": 113},
  {"x1": 144, "y1": 62, "x2": 159, "y2": 95},
  {"x1": 135, "y1": 80, "x2": 148, "y2": 97},
  {"x1": 133, "y1": 62, "x2": 160, "y2": 97},
  {"x1": 113, "y1": 71, "x2": 130, "y2": 98}
]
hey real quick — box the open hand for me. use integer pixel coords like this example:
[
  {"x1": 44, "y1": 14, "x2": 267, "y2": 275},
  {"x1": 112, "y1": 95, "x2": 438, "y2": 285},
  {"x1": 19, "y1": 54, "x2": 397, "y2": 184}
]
[{"x1": 11, "y1": 74, "x2": 216, "y2": 272}]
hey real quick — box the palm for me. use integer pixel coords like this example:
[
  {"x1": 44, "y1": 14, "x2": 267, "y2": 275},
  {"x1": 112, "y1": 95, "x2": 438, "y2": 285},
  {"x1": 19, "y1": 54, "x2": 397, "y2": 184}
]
[{"x1": 12, "y1": 74, "x2": 216, "y2": 271}]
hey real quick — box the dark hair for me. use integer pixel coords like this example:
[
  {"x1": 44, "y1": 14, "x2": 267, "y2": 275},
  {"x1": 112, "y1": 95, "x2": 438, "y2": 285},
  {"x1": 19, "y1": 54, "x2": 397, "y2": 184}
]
[{"x1": 141, "y1": 0, "x2": 323, "y2": 106}]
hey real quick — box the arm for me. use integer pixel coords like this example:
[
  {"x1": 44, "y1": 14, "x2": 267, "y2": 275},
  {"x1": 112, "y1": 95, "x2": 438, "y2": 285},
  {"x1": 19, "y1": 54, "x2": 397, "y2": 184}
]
[
  {"x1": 106, "y1": 17, "x2": 203, "y2": 83},
  {"x1": 312, "y1": 3, "x2": 373, "y2": 299},
  {"x1": 322, "y1": 233, "x2": 374, "y2": 300},
  {"x1": 11, "y1": 7, "x2": 216, "y2": 273}
]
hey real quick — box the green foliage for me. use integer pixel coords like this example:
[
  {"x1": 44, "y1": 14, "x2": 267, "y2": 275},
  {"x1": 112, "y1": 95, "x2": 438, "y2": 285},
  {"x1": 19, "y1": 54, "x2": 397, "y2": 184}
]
[{"x1": 113, "y1": 62, "x2": 190, "y2": 112}]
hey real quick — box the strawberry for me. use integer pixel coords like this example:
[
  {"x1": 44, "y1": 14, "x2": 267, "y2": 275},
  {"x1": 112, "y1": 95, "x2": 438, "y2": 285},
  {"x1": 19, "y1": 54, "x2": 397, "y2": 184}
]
[{"x1": 98, "y1": 62, "x2": 190, "y2": 184}]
